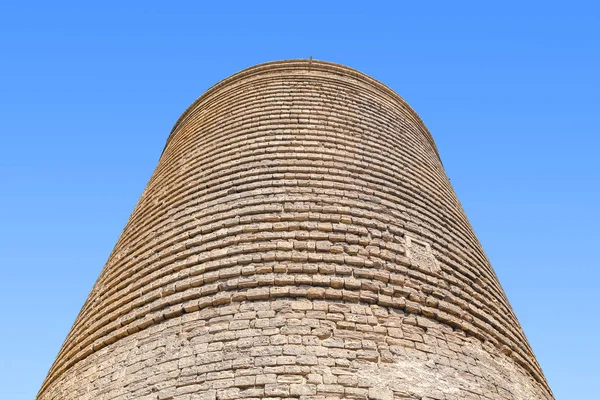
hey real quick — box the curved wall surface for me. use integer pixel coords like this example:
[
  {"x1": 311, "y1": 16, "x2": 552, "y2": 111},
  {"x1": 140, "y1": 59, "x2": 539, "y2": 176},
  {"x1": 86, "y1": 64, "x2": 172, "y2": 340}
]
[{"x1": 37, "y1": 60, "x2": 554, "y2": 400}]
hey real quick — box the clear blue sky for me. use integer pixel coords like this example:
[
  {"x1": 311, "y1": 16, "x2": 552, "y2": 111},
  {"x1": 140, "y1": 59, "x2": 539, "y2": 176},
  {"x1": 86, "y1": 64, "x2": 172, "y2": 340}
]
[{"x1": 0, "y1": 1, "x2": 598, "y2": 399}]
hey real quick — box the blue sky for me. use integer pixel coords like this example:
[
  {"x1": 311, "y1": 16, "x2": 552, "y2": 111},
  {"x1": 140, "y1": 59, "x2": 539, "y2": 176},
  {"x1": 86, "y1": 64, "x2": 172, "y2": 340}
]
[{"x1": 0, "y1": 1, "x2": 598, "y2": 399}]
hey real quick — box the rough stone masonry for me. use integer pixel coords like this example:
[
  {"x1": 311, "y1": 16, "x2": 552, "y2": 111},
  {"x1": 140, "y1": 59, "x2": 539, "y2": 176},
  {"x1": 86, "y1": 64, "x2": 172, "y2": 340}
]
[{"x1": 37, "y1": 60, "x2": 554, "y2": 400}]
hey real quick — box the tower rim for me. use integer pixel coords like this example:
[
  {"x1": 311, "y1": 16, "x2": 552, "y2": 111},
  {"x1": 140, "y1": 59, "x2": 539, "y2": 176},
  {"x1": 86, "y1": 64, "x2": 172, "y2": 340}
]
[{"x1": 162, "y1": 58, "x2": 442, "y2": 164}]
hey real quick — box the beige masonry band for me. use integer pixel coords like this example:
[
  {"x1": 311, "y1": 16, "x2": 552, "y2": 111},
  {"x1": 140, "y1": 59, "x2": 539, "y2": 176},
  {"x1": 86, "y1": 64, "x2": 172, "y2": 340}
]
[{"x1": 37, "y1": 60, "x2": 554, "y2": 400}]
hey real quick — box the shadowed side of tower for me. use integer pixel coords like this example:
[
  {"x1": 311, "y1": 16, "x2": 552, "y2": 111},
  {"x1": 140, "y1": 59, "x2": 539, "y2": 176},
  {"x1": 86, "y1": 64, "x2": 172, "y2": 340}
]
[{"x1": 37, "y1": 60, "x2": 554, "y2": 400}]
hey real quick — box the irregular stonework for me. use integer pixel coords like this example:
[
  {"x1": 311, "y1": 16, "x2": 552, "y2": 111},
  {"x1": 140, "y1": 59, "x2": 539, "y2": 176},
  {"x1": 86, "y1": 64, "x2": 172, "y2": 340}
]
[{"x1": 37, "y1": 60, "x2": 554, "y2": 400}]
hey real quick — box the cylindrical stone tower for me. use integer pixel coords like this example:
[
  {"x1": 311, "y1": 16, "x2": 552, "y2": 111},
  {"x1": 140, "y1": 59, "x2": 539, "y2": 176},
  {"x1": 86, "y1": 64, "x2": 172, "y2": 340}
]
[{"x1": 37, "y1": 60, "x2": 554, "y2": 400}]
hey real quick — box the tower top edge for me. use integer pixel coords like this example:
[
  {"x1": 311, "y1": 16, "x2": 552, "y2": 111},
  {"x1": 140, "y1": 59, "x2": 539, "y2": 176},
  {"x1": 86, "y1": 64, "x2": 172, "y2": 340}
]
[{"x1": 162, "y1": 59, "x2": 441, "y2": 163}]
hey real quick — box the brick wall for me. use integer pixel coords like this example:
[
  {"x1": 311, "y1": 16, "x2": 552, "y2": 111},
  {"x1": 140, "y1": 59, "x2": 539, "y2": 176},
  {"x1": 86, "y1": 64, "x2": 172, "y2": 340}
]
[{"x1": 37, "y1": 60, "x2": 554, "y2": 400}]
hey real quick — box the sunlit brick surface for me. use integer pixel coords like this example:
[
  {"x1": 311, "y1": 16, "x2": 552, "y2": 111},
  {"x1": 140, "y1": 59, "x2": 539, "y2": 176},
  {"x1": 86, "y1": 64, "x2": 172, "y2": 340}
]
[{"x1": 37, "y1": 60, "x2": 554, "y2": 400}]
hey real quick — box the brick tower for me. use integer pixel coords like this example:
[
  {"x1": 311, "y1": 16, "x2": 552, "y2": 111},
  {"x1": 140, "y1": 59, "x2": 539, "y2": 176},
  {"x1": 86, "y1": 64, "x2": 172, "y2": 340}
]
[{"x1": 37, "y1": 60, "x2": 554, "y2": 400}]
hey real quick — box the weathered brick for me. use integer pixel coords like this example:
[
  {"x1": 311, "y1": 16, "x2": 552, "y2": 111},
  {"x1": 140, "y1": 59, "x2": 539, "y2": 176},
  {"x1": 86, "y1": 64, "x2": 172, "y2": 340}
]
[{"x1": 36, "y1": 60, "x2": 554, "y2": 400}]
